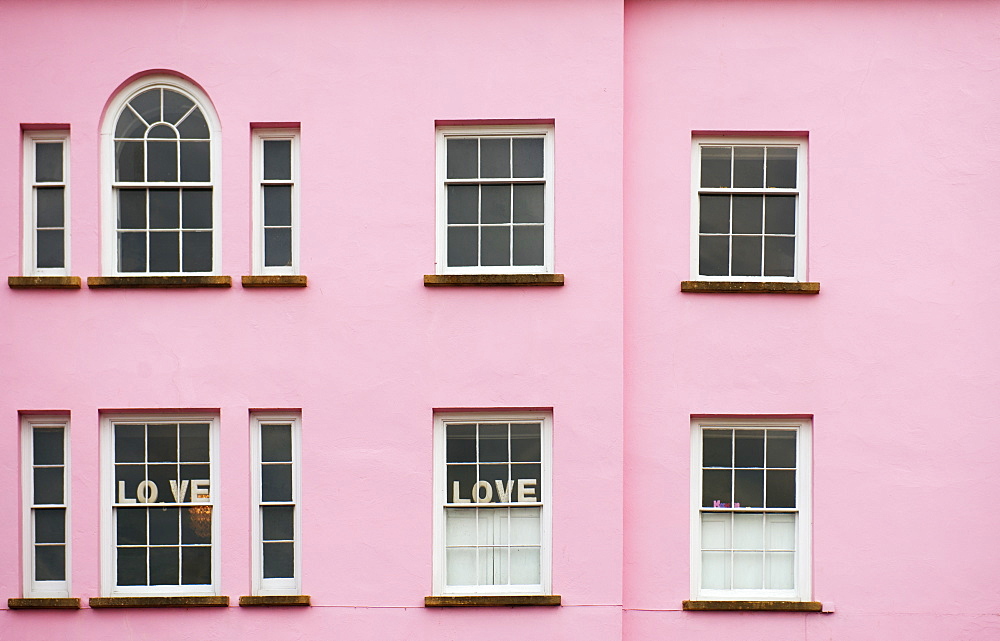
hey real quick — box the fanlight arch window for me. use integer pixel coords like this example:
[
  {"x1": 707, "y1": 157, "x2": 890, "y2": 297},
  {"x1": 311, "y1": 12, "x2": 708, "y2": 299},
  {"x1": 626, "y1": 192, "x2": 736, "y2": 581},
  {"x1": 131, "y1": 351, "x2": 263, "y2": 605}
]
[{"x1": 109, "y1": 80, "x2": 218, "y2": 274}]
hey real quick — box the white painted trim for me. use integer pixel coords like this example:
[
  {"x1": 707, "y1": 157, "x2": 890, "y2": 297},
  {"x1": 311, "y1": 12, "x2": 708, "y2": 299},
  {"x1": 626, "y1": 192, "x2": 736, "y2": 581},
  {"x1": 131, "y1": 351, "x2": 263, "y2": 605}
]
[
  {"x1": 432, "y1": 411, "x2": 553, "y2": 596},
  {"x1": 690, "y1": 136, "x2": 808, "y2": 282},
  {"x1": 251, "y1": 129, "x2": 301, "y2": 275},
  {"x1": 689, "y1": 417, "x2": 812, "y2": 601},
  {"x1": 21, "y1": 416, "x2": 71, "y2": 598},
  {"x1": 100, "y1": 413, "x2": 221, "y2": 597},
  {"x1": 22, "y1": 131, "x2": 71, "y2": 276},
  {"x1": 100, "y1": 75, "x2": 222, "y2": 276},
  {"x1": 435, "y1": 125, "x2": 555, "y2": 275},
  {"x1": 250, "y1": 412, "x2": 302, "y2": 595}
]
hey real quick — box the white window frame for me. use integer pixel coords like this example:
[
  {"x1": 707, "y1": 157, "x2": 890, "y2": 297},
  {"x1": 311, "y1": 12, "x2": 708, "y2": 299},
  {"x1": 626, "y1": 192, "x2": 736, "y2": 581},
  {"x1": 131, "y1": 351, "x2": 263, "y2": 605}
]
[
  {"x1": 22, "y1": 130, "x2": 70, "y2": 276},
  {"x1": 251, "y1": 129, "x2": 300, "y2": 275},
  {"x1": 21, "y1": 415, "x2": 71, "y2": 598},
  {"x1": 100, "y1": 413, "x2": 221, "y2": 597},
  {"x1": 432, "y1": 411, "x2": 553, "y2": 596},
  {"x1": 690, "y1": 417, "x2": 812, "y2": 601},
  {"x1": 690, "y1": 136, "x2": 808, "y2": 282},
  {"x1": 435, "y1": 125, "x2": 555, "y2": 275},
  {"x1": 250, "y1": 412, "x2": 302, "y2": 595},
  {"x1": 100, "y1": 75, "x2": 222, "y2": 276}
]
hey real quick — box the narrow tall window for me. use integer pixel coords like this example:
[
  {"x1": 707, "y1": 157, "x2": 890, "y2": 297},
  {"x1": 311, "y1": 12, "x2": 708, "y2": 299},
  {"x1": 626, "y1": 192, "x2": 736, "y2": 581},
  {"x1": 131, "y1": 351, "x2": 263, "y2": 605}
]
[
  {"x1": 103, "y1": 415, "x2": 218, "y2": 596},
  {"x1": 104, "y1": 76, "x2": 220, "y2": 275},
  {"x1": 252, "y1": 129, "x2": 300, "y2": 274},
  {"x1": 251, "y1": 413, "x2": 301, "y2": 595},
  {"x1": 434, "y1": 412, "x2": 552, "y2": 596},
  {"x1": 692, "y1": 137, "x2": 807, "y2": 281},
  {"x1": 22, "y1": 416, "x2": 70, "y2": 597},
  {"x1": 691, "y1": 418, "x2": 811, "y2": 601},
  {"x1": 437, "y1": 126, "x2": 554, "y2": 275},
  {"x1": 23, "y1": 131, "x2": 70, "y2": 276}
]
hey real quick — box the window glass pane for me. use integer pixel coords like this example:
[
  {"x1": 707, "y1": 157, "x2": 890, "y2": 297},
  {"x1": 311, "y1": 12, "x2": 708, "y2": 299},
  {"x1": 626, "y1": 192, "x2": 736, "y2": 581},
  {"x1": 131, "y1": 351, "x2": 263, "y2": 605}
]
[
  {"x1": 512, "y1": 138, "x2": 543, "y2": 178},
  {"x1": 33, "y1": 428, "x2": 64, "y2": 465},
  {"x1": 700, "y1": 146, "x2": 731, "y2": 188},
  {"x1": 447, "y1": 185, "x2": 479, "y2": 224},
  {"x1": 261, "y1": 424, "x2": 292, "y2": 462},
  {"x1": 118, "y1": 232, "x2": 147, "y2": 272},
  {"x1": 181, "y1": 546, "x2": 211, "y2": 584},
  {"x1": 262, "y1": 505, "x2": 295, "y2": 540},
  {"x1": 129, "y1": 88, "x2": 161, "y2": 126},
  {"x1": 177, "y1": 109, "x2": 209, "y2": 139},
  {"x1": 147, "y1": 141, "x2": 178, "y2": 182},
  {"x1": 33, "y1": 468, "x2": 63, "y2": 504},
  {"x1": 510, "y1": 546, "x2": 540, "y2": 584},
  {"x1": 766, "y1": 147, "x2": 797, "y2": 188},
  {"x1": 513, "y1": 225, "x2": 544, "y2": 266},
  {"x1": 446, "y1": 139, "x2": 478, "y2": 179},
  {"x1": 181, "y1": 189, "x2": 212, "y2": 228},
  {"x1": 734, "y1": 469, "x2": 764, "y2": 507},
  {"x1": 181, "y1": 231, "x2": 212, "y2": 272},
  {"x1": 35, "y1": 143, "x2": 63, "y2": 182},
  {"x1": 734, "y1": 430, "x2": 765, "y2": 467},
  {"x1": 480, "y1": 185, "x2": 511, "y2": 224},
  {"x1": 699, "y1": 195, "x2": 729, "y2": 234},
  {"x1": 162, "y1": 89, "x2": 194, "y2": 126},
  {"x1": 180, "y1": 141, "x2": 210, "y2": 182},
  {"x1": 115, "y1": 464, "x2": 144, "y2": 496},
  {"x1": 149, "y1": 508, "x2": 180, "y2": 544},
  {"x1": 701, "y1": 550, "x2": 729, "y2": 589},
  {"x1": 764, "y1": 195, "x2": 796, "y2": 234},
  {"x1": 700, "y1": 513, "x2": 730, "y2": 549},
  {"x1": 115, "y1": 425, "x2": 145, "y2": 462},
  {"x1": 117, "y1": 547, "x2": 147, "y2": 585},
  {"x1": 118, "y1": 190, "x2": 147, "y2": 229},
  {"x1": 149, "y1": 547, "x2": 180, "y2": 585},
  {"x1": 766, "y1": 514, "x2": 796, "y2": 549},
  {"x1": 446, "y1": 547, "x2": 476, "y2": 585},
  {"x1": 510, "y1": 463, "x2": 541, "y2": 499},
  {"x1": 732, "y1": 551, "x2": 764, "y2": 588},
  {"x1": 699, "y1": 235, "x2": 729, "y2": 276},
  {"x1": 479, "y1": 138, "x2": 511, "y2": 178},
  {"x1": 146, "y1": 464, "x2": 177, "y2": 501},
  {"x1": 702, "y1": 429, "x2": 731, "y2": 467},
  {"x1": 478, "y1": 424, "x2": 508, "y2": 462},
  {"x1": 263, "y1": 542, "x2": 294, "y2": 578},
  {"x1": 182, "y1": 507, "x2": 212, "y2": 544},
  {"x1": 116, "y1": 108, "x2": 146, "y2": 139},
  {"x1": 37, "y1": 229, "x2": 65, "y2": 269},
  {"x1": 35, "y1": 508, "x2": 66, "y2": 544},
  {"x1": 763, "y1": 236, "x2": 795, "y2": 277},
  {"x1": 480, "y1": 226, "x2": 510, "y2": 266},
  {"x1": 732, "y1": 513, "x2": 764, "y2": 549},
  {"x1": 446, "y1": 464, "x2": 477, "y2": 500},
  {"x1": 766, "y1": 470, "x2": 796, "y2": 508},
  {"x1": 446, "y1": 425, "x2": 477, "y2": 462},
  {"x1": 149, "y1": 231, "x2": 180, "y2": 272},
  {"x1": 149, "y1": 189, "x2": 180, "y2": 229},
  {"x1": 733, "y1": 146, "x2": 764, "y2": 188},
  {"x1": 766, "y1": 551, "x2": 795, "y2": 589},
  {"x1": 263, "y1": 185, "x2": 292, "y2": 227},
  {"x1": 179, "y1": 463, "x2": 210, "y2": 485},
  {"x1": 512, "y1": 184, "x2": 543, "y2": 223},
  {"x1": 179, "y1": 424, "x2": 210, "y2": 462},
  {"x1": 509, "y1": 507, "x2": 540, "y2": 544},
  {"x1": 147, "y1": 124, "x2": 176, "y2": 139},
  {"x1": 730, "y1": 236, "x2": 762, "y2": 277},
  {"x1": 510, "y1": 424, "x2": 541, "y2": 462},
  {"x1": 702, "y1": 469, "x2": 731, "y2": 507},
  {"x1": 446, "y1": 508, "x2": 477, "y2": 545},
  {"x1": 731, "y1": 195, "x2": 763, "y2": 234},
  {"x1": 766, "y1": 431, "x2": 796, "y2": 468},
  {"x1": 117, "y1": 508, "x2": 147, "y2": 545},
  {"x1": 447, "y1": 226, "x2": 478, "y2": 267},
  {"x1": 35, "y1": 545, "x2": 65, "y2": 581},
  {"x1": 262, "y1": 464, "x2": 293, "y2": 502},
  {"x1": 478, "y1": 465, "x2": 509, "y2": 497},
  {"x1": 115, "y1": 141, "x2": 144, "y2": 182},
  {"x1": 263, "y1": 140, "x2": 292, "y2": 180},
  {"x1": 36, "y1": 187, "x2": 65, "y2": 227},
  {"x1": 264, "y1": 228, "x2": 292, "y2": 267}
]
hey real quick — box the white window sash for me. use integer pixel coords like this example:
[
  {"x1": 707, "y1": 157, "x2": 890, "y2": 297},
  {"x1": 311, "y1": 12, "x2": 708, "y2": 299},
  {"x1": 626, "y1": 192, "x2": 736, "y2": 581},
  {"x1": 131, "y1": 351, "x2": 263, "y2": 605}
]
[
  {"x1": 251, "y1": 130, "x2": 301, "y2": 275},
  {"x1": 21, "y1": 416, "x2": 70, "y2": 598},
  {"x1": 22, "y1": 131, "x2": 70, "y2": 277}
]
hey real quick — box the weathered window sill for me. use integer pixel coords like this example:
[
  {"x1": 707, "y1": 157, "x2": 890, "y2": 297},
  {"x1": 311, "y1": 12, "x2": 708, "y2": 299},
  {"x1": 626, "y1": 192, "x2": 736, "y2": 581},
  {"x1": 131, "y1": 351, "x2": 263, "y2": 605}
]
[
  {"x1": 87, "y1": 276, "x2": 232, "y2": 289},
  {"x1": 424, "y1": 595, "x2": 561, "y2": 607},
  {"x1": 239, "y1": 595, "x2": 311, "y2": 606},
  {"x1": 424, "y1": 274, "x2": 564, "y2": 287},
  {"x1": 683, "y1": 600, "x2": 823, "y2": 612},
  {"x1": 7, "y1": 597, "x2": 81, "y2": 609},
  {"x1": 8, "y1": 276, "x2": 81, "y2": 289},
  {"x1": 88, "y1": 596, "x2": 229, "y2": 608},
  {"x1": 681, "y1": 281, "x2": 819, "y2": 294},
  {"x1": 241, "y1": 275, "x2": 308, "y2": 287}
]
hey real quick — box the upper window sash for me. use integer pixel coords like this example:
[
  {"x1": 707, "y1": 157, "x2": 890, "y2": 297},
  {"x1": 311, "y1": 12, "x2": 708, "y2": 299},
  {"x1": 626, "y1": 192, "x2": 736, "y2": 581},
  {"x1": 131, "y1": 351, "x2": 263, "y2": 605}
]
[
  {"x1": 23, "y1": 131, "x2": 70, "y2": 276},
  {"x1": 22, "y1": 416, "x2": 70, "y2": 598},
  {"x1": 435, "y1": 125, "x2": 555, "y2": 275},
  {"x1": 690, "y1": 136, "x2": 808, "y2": 282},
  {"x1": 252, "y1": 130, "x2": 300, "y2": 275}
]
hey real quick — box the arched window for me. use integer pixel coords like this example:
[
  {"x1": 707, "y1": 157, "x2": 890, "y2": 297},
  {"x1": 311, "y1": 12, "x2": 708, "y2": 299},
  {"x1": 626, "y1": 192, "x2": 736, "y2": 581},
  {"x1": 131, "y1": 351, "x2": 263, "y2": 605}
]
[{"x1": 104, "y1": 76, "x2": 220, "y2": 274}]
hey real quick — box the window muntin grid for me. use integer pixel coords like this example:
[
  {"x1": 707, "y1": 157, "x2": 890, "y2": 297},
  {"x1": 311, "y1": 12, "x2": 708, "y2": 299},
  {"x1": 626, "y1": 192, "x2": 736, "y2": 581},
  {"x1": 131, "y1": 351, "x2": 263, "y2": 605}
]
[
  {"x1": 443, "y1": 421, "x2": 543, "y2": 590},
  {"x1": 699, "y1": 428, "x2": 799, "y2": 593},
  {"x1": 29, "y1": 425, "x2": 68, "y2": 590},
  {"x1": 28, "y1": 138, "x2": 69, "y2": 273},
  {"x1": 253, "y1": 131, "x2": 299, "y2": 274},
  {"x1": 696, "y1": 143, "x2": 803, "y2": 280},
  {"x1": 113, "y1": 86, "x2": 213, "y2": 274},
  {"x1": 112, "y1": 422, "x2": 213, "y2": 590},
  {"x1": 259, "y1": 422, "x2": 295, "y2": 581}
]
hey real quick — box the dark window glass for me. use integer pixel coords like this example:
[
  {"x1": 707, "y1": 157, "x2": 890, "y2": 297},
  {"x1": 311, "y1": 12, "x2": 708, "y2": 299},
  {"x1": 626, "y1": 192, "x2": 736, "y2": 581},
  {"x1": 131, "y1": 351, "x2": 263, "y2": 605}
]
[
  {"x1": 766, "y1": 431, "x2": 797, "y2": 468},
  {"x1": 177, "y1": 109, "x2": 209, "y2": 139},
  {"x1": 263, "y1": 185, "x2": 292, "y2": 226},
  {"x1": 35, "y1": 509, "x2": 66, "y2": 544},
  {"x1": 117, "y1": 547, "x2": 147, "y2": 585},
  {"x1": 513, "y1": 184, "x2": 544, "y2": 223},
  {"x1": 480, "y1": 226, "x2": 510, "y2": 266},
  {"x1": 162, "y1": 89, "x2": 194, "y2": 125},
  {"x1": 446, "y1": 464, "x2": 477, "y2": 498},
  {"x1": 149, "y1": 231, "x2": 180, "y2": 272},
  {"x1": 33, "y1": 468, "x2": 63, "y2": 504},
  {"x1": 263, "y1": 542, "x2": 294, "y2": 578},
  {"x1": 149, "y1": 547, "x2": 180, "y2": 585},
  {"x1": 148, "y1": 189, "x2": 180, "y2": 229},
  {"x1": 510, "y1": 424, "x2": 541, "y2": 462},
  {"x1": 115, "y1": 108, "x2": 146, "y2": 139},
  {"x1": 731, "y1": 236, "x2": 762, "y2": 276},
  {"x1": 181, "y1": 189, "x2": 212, "y2": 228},
  {"x1": 118, "y1": 232, "x2": 147, "y2": 272},
  {"x1": 129, "y1": 89, "x2": 161, "y2": 125},
  {"x1": 179, "y1": 424, "x2": 210, "y2": 462},
  {"x1": 512, "y1": 226, "x2": 544, "y2": 266},
  {"x1": 731, "y1": 196, "x2": 763, "y2": 234},
  {"x1": 700, "y1": 146, "x2": 731, "y2": 188},
  {"x1": 510, "y1": 463, "x2": 541, "y2": 496},
  {"x1": 181, "y1": 507, "x2": 212, "y2": 544},
  {"x1": 181, "y1": 231, "x2": 212, "y2": 272},
  {"x1": 734, "y1": 430, "x2": 765, "y2": 467},
  {"x1": 766, "y1": 470, "x2": 796, "y2": 508},
  {"x1": 147, "y1": 140, "x2": 178, "y2": 182},
  {"x1": 115, "y1": 141, "x2": 144, "y2": 182},
  {"x1": 447, "y1": 185, "x2": 479, "y2": 224},
  {"x1": 264, "y1": 228, "x2": 292, "y2": 267},
  {"x1": 699, "y1": 195, "x2": 729, "y2": 234},
  {"x1": 181, "y1": 546, "x2": 211, "y2": 584},
  {"x1": 35, "y1": 143, "x2": 63, "y2": 182},
  {"x1": 147, "y1": 124, "x2": 176, "y2": 139},
  {"x1": 446, "y1": 139, "x2": 478, "y2": 179},
  {"x1": 764, "y1": 196, "x2": 796, "y2": 234},
  {"x1": 447, "y1": 227, "x2": 478, "y2": 267},
  {"x1": 478, "y1": 424, "x2": 509, "y2": 462},
  {"x1": 115, "y1": 425, "x2": 145, "y2": 462},
  {"x1": 117, "y1": 508, "x2": 147, "y2": 545},
  {"x1": 180, "y1": 141, "x2": 210, "y2": 182},
  {"x1": 733, "y1": 146, "x2": 764, "y2": 188},
  {"x1": 766, "y1": 147, "x2": 797, "y2": 188},
  {"x1": 36, "y1": 230, "x2": 64, "y2": 269},
  {"x1": 261, "y1": 425, "x2": 292, "y2": 462},
  {"x1": 33, "y1": 428, "x2": 64, "y2": 465},
  {"x1": 699, "y1": 236, "x2": 729, "y2": 276},
  {"x1": 512, "y1": 138, "x2": 543, "y2": 178},
  {"x1": 764, "y1": 236, "x2": 795, "y2": 277},
  {"x1": 446, "y1": 424, "x2": 477, "y2": 463},
  {"x1": 263, "y1": 140, "x2": 292, "y2": 180},
  {"x1": 480, "y1": 138, "x2": 511, "y2": 178},
  {"x1": 734, "y1": 469, "x2": 764, "y2": 507},
  {"x1": 480, "y1": 185, "x2": 511, "y2": 224},
  {"x1": 702, "y1": 429, "x2": 732, "y2": 467},
  {"x1": 118, "y1": 190, "x2": 147, "y2": 229},
  {"x1": 35, "y1": 545, "x2": 66, "y2": 581},
  {"x1": 149, "y1": 508, "x2": 180, "y2": 544},
  {"x1": 702, "y1": 469, "x2": 732, "y2": 507},
  {"x1": 262, "y1": 465, "x2": 293, "y2": 502},
  {"x1": 262, "y1": 505, "x2": 295, "y2": 541},
  {"x1": 36, "y1": 187, "x2": 65, "y2": 227}
]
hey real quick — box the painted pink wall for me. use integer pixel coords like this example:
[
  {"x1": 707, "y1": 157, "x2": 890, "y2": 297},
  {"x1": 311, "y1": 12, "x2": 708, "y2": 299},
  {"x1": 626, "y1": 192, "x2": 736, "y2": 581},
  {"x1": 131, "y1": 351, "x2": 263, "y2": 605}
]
[
  {"x1": 0, "y1": 0, "x2": 624, "y2": 638},
  {"x1": 624, "y1": 0, "x2": 1000, "y2": 639}
]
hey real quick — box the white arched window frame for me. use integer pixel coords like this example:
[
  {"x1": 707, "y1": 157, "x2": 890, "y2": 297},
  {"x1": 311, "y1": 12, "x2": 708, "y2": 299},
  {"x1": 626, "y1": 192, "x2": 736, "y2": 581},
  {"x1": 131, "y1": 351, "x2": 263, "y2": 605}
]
[{"x1": 100, "y1": 75, "x2": 222, "y2": 276}]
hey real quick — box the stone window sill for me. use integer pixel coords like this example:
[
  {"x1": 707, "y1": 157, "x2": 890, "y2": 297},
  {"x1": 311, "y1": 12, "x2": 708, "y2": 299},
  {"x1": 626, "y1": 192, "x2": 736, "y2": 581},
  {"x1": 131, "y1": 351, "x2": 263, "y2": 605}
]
[
  {"x1": 239, "y1": 595, "x2": 311, "y2": 606},
  {"x1": 87, "y1": 276, "x2": 232, "y2": 288},
  {"x1": 680, "y1": 281, "x2": 819, "y2": 294},
  {"x1": 683, "y1": 600, "x2": 823, "y2": 612},
  {"x1": 8, "y1": 597, "x2": 81, "y2": 609},
  {"x1": 8, "y1": 276, "x2": 81, "y2": 289},
  {"x1": 241, "y1": 275, "x2": 308, "y2": 287},
  {"x1": 424, "y1": 595, "x2": 561, "y2": 607},
  {"x1": 424, "y1": 274, "x2": 564, "y2": 287},
  {"x1": 88, "y1": 596, "x2": 229, "y2": 608}
]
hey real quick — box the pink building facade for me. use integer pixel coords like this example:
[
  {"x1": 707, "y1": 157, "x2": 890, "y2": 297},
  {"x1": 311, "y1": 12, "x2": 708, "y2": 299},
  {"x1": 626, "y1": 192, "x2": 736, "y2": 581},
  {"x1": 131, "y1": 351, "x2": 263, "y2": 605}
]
[{"x1": 1, "y1": 1, "x2": 997, "y2": 639}]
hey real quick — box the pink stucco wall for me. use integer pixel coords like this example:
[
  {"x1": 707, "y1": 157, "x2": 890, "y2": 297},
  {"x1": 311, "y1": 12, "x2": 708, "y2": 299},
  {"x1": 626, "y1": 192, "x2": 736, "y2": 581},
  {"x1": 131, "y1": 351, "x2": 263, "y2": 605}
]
[
  {"x1": 0, "y1": 0, "x2": 624, "y2": 638},
  {"x1": 624, "y1": 0, "x2": 1000, "y2": 639}
]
